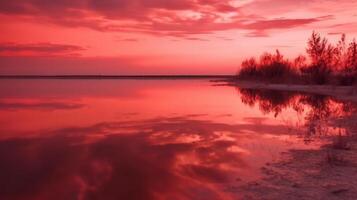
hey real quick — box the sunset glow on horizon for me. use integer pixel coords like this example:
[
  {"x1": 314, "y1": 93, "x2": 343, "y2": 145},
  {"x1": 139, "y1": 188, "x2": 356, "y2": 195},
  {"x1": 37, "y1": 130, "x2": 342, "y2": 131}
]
[
  {"x1": 1, "y1": 0, "x2": 357, "y2": 75},
  {"x1": 1, "y1": 2, "x2": 357, "y2": 199}
]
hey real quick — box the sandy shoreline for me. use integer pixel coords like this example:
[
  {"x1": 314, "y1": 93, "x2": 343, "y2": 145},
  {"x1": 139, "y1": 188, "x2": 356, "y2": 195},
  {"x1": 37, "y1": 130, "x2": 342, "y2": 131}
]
[
  {"x1": 239, "y1": 134, "x2": 357, "y2": 199},
  {"x1": 220, "y1": 80, "x2": 357, "y2": 199}
]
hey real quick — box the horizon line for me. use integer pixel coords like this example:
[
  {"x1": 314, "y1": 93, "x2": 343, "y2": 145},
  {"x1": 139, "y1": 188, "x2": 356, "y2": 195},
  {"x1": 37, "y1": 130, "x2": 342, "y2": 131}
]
[{"x1": 0, "y1": 75, "x2": 235, "y2": 80}]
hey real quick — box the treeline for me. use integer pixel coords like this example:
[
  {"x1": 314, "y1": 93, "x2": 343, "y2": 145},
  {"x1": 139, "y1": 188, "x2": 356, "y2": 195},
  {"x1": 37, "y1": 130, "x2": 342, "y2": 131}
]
[{"x1": 237, "y1": 32, "x2": 357, "y2": 85}]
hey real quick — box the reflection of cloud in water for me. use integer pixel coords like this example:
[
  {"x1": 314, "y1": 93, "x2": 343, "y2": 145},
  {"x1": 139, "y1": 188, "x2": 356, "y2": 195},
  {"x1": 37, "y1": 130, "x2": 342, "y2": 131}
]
[{"x1": 0, "y1": 116, "x2": 295, "y2": 200}]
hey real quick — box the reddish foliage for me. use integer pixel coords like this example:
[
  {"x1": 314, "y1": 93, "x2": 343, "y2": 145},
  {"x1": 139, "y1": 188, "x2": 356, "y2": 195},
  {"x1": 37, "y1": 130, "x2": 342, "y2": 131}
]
[{"x1": 238, "y1": 32, "x2": 357, "y2": 85}]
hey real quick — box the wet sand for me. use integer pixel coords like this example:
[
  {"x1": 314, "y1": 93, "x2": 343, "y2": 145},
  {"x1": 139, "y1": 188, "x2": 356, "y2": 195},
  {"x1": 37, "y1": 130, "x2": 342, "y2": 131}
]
[
  {"x1": 238, "y1": 114, "x2": 357, "y2": 200},
  {"x1": 224, "y1": 80, "x2": 357, "y2": 199}
]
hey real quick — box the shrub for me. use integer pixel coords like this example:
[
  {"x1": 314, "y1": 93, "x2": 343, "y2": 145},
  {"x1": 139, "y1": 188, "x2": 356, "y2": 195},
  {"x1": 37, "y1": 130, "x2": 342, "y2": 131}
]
[
  {"x1": 238, "y1": 50, "x2": 299, "y2": 83},
  {"x1": 237, "y1": 31, "x2": 357, "y2": 85},
  {"x1": 238, "y1": 57, "x2": 259, "y2": 79}
]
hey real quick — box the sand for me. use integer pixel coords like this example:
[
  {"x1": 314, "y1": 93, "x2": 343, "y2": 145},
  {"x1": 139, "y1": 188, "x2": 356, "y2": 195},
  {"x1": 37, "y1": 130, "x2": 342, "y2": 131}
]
[{"x1": 222, "y1": 80, "x2": 357, "y2": 199}]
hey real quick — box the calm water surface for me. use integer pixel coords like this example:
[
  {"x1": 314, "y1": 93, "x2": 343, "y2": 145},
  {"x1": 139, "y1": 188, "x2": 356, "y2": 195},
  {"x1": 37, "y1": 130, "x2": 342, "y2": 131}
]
[{"x1": 0, "y1": 79, "x2": 352, "y2": 200}]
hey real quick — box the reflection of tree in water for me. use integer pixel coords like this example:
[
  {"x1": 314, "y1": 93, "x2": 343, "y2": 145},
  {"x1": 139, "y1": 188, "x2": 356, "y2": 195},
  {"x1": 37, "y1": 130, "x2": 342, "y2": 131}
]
[
  {"x1": 300, "y1": 95, "x2": 336, "y2": 141},
  {"x1": 237, "y1": 88, "x2": 355, "y2": 142},
  {"x1": 238, "y1": 89, "x2": 303, "y2": 117}
]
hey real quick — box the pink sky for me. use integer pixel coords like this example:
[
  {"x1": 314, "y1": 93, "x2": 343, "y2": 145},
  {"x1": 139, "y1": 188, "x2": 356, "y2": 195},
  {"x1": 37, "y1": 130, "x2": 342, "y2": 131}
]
[{"x1": 1, "y1": 0, "x2": 357, "y2": 75}]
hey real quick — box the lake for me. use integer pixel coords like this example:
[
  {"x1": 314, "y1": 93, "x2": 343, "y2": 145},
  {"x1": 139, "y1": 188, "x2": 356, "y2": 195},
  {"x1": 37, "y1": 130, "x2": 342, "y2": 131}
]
[{"x1": 0, "y1": 79, "x2": 353, "y2": 200}]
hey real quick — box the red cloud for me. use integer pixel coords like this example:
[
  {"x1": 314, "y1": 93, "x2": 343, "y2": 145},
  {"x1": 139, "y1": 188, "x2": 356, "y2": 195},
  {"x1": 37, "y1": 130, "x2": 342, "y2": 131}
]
[
  {"x1": 0, "y1": 43, "x2": 86, "y2": 56},
  {"x1": 0, "y1": 0, "x2": 331, "y2": 37},
  {"x1": 243, "y1": 18, "x2": 320, "y2": 30}
]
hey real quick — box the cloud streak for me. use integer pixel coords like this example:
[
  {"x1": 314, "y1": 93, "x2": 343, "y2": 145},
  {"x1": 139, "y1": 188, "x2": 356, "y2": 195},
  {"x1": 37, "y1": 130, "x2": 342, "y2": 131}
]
[
  {"x1": 0, "y1": 100, "x2": 85, "y2": 111},
  {"x1": 0, "y1": 0, "x2": 332, "y2": 37},
  {"x1": 0, "y1": 43, "x2": 86, "y2": 56}
]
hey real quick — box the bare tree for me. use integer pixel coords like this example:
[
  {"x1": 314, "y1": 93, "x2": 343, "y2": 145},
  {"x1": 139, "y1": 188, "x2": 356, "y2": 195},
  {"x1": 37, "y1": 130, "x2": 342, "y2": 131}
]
[
  {"x1": 347, "y1": 39, "x2": 357, "y2": 73},
  {"x1": 305, "y1": 31, "x2": 335, "y2": 84}
]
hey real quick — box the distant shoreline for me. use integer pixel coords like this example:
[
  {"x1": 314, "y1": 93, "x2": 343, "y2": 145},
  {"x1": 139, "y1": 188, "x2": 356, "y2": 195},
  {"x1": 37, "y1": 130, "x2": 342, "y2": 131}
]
[{"x1": 0, "y1": 75, "x2": 234, "y2": 80}]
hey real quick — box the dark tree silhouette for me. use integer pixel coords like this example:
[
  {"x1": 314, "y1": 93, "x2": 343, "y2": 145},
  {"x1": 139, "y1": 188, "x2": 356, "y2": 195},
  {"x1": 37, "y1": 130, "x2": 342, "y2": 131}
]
[{"x1": 237, "y1": 31, "x2": 357, "y2": 85}]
